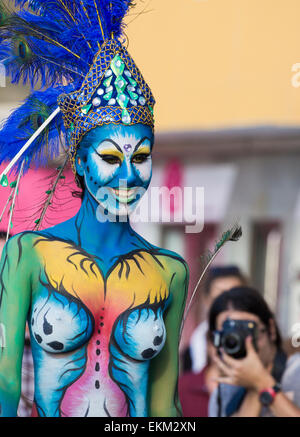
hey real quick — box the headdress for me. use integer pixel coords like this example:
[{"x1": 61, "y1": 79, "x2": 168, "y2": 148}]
[
  {"x1": 0, "y1": 0, "x2": 155, "y2": 235},
  {"x1": 0, "y1": 0, "x2": 155, "y2": 175}
]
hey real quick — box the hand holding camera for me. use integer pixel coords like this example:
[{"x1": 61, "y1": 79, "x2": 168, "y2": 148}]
[
  {"x1": 212, "y1": 319, "x2": 275, "y2": 390},
  {"x1": 212, "y1": 319, "x2": 258, "y2": 359}
]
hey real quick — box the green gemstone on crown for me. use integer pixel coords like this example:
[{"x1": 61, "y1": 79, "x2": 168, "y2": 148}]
[
  {"x1": 115, "y1": 76, "x2": 127, "y2": 94},
  {"x1": 103, "y1": 90, "x2": 113, "y2": 101},
  {"x1": 128, "y1": 89, "x2": 138, "y2": 100},
  {"x1": 0, "y1": 174, "x2": 8, "y2": 187},
  {"x1": 128, "y1": 77, "x2": 137, "y2": 87},
  {"x1": 149, "y1": 105, "x2": 154, "y2": 115},
  {"x1": 111, "y1": 54, "x2": 125, "y2": 77},
  {"x1": 81, "y1": 104, "x2": 92, "y2": 115},
  {"x1": 103, "y1": 75, "x2": 113, "y2": 88},
  {"x1": 122, "y1": 108, "x2": 131, "y2": 124},
  {"x1": 117, "y1": 93, "x2": 129, "y2": 109}
]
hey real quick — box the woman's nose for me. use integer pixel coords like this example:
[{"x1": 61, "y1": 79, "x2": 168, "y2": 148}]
[{"x1": 117, "y1": 160, "x2": 139, "y2": 186}]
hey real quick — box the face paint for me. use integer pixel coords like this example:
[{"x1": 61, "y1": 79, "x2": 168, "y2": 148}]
[{"x1": 76, "y1": 124, "x2": 153, "y2": 217}]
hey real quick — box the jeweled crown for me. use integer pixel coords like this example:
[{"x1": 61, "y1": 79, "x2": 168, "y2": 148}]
[{"x1": 58, "y1": 39, "x2": 155, "y2": 173}]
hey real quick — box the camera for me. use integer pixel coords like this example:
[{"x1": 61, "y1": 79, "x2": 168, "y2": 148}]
[{"x1": 212, "y1": 319, "x2": 258, "y2": 359}]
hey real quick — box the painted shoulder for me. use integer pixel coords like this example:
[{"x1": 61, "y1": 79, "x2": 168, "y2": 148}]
[
  {"x1": 132, "y1": 231, "x2": 189, "y2": 279},
  {"x1": 4, "y1": 231, "x2": 39, "y2": 254},
  {"x1": 150, "y1": 246, "x2": 189, "y2": 283},
  {"x1": 3, "y1": 231, "x2": 54, "y2": 269}
]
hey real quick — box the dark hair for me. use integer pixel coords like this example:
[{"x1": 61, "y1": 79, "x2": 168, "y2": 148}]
[
  {"x1": 208, "y1": 286, "x2": 282, "y2": 349},
  {"x1": 68, "y1": 130, "x2": 87, "y2": 201},
  {"x1": 72, "y1": 173, "x2": 85, "y2": 200},
  {"x1": 204, "y1": 265, "x2": 247, "y2": 296},
  {"x1": 0, "y1": 231, "x2": 7, "y2": 240}
]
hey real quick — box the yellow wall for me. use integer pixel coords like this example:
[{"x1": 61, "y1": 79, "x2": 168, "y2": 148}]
[{"x1": 126, "y1": 0, "x2": 300, "y2": 132}]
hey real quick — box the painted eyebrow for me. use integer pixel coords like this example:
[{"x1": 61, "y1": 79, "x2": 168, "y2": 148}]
[
  {"x1": 98, "y1": 136, "x2": 152, "y2": 154},
  {"x1": 132, "y1": 137, "x2": 152, "y2": 153},
  {"x1": 97, "y1": 139, "x2": 123, "y2": 153}
]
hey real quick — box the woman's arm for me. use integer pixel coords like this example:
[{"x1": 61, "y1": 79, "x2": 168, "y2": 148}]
[
  {"x1": 232, "y1": 373, "x2": 300, "y2": 417},
  {"x1": 148, "y1": 258, "x2": 189, "y2": 417},
  {"x1": 254, "y1": 372, "x2": 300, "y2": 417},
  {"x1": 215, "y1": 337, "x2": 300, "y2": 417},
  {"x1": 0, "y1": 234, "x2": 32, "y2": 416},
  {"x1": 230, "y1": 389, "x2": 261, "y2": 417}
]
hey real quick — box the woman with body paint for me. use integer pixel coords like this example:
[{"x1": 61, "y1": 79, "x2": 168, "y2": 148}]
[{"x1": 0, "y1": 1, "x2": 189, "y2": 417}]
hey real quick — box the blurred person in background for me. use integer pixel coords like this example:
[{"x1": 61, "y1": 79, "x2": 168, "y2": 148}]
[
  {"x1": 209, "y1": 287, "x2": 300, "y2": 417},
  {"x1": 178, "y1": 266, "x2": 247, "y2": 416},
  {"x1": 179, "y1": 333, "x2": 218, "y2": 417},
  {"x1": 183, "y1": 266, "x2": 247, "y2": 373}
]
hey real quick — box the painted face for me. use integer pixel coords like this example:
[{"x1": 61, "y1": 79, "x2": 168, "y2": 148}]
[{"x1": 75, "y1": 124, "x2": 154, "y2": 217}]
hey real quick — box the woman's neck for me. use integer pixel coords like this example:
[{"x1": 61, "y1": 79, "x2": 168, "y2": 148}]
[{"x1": 74, "y1": 189, "x2": 134, "y2": 254}]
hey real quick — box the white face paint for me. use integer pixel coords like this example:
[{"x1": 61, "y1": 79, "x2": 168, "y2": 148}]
[{"x1": 76, "y1": 124, "x2": 153, "y2": 217}]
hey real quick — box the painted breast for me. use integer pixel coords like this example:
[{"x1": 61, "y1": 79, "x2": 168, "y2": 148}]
[
  {"x1": 30, "y1": 289, "x2": 94, "y2": 353},
  {"x1": 113, "y1": 303, "x2": 168, "y2": 361}
]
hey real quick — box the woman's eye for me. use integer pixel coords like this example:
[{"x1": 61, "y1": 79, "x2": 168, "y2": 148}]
[
  {"x1": 100, "y1": 155, "x2": 121, "y2": 165},
  {"x1": 132, "y1": 154, "x2": 150, "y2": 164}
]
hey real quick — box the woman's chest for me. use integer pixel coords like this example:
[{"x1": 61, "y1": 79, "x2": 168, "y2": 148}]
[
  {"x1": 30, "y1": 290, "x2": 169, "y2": 362},
  {"x1": 30, "y1": 238, "x2": 173, "y2": 355}
]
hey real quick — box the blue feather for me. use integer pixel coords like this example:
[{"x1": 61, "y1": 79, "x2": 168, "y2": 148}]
[
  {"x1": 0, "y1": 85, "x2": 74, "y2": 173},
  {"x1": 13, "y1": 1, "x2": 134, "y2": 39}
]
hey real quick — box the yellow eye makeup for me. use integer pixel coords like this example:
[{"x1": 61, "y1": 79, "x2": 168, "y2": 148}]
[
  {"x1": 98, "y1": 149, "x2": 123, "y2": 160},
  {"x1": 132, "y1": 145, "x2": 151, "y2": 156},
  {"x1": 96, "y1": 149, "x2": 124, "y2": 165}
]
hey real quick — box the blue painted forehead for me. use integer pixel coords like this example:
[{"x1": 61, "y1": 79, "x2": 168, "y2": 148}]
[{"x1": 78, "y1": 123, "x2": 154, "y2": 150}]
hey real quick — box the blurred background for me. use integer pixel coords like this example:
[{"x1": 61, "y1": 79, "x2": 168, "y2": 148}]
[
  {"x1": 1, "y1": 0, "x2": 300, "y2": 370},
  {"x1": 127, "y1": 0, "x2": 300, "y2": 351}
]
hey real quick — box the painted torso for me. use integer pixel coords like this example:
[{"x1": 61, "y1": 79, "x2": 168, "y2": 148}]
[
  {"x1": 0, "y1": 117, "x2": 188, "y2": 418},
  {"x1": 23, "y1": 226, "x2": 185, "y2": 417}
]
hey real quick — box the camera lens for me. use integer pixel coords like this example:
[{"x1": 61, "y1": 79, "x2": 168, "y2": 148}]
[{"x1": 222, "y1": 333, "x2": 241, "y2": 355}]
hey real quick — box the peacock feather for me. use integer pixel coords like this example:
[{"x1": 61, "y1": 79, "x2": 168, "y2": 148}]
[
  {"x1": 0, "y1": 0, "x2": 135, "y2": 88},
  {"x1": 179, "y1": 224, "x2": 243, "y2": 340}
]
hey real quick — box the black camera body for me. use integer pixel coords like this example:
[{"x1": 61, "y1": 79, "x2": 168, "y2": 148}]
[{"x1": 212, "y1": 319, "x2": 258, "y2": 359}]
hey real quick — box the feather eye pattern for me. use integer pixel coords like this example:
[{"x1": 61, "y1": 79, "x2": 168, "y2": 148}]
[
  {"x1": 202, "y1": 224, "x2": 243, "y2": 265},
  {"x1": 0, "y1": 8, "x2": 90, "y2": 88},
  {"x1": 0, "y1": 0, "x2": 135, "y2": 88}
]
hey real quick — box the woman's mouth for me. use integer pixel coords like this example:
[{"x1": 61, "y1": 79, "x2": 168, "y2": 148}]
[{"x1": 108, "y1": 187, "x2": 139, "y2": 204}]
